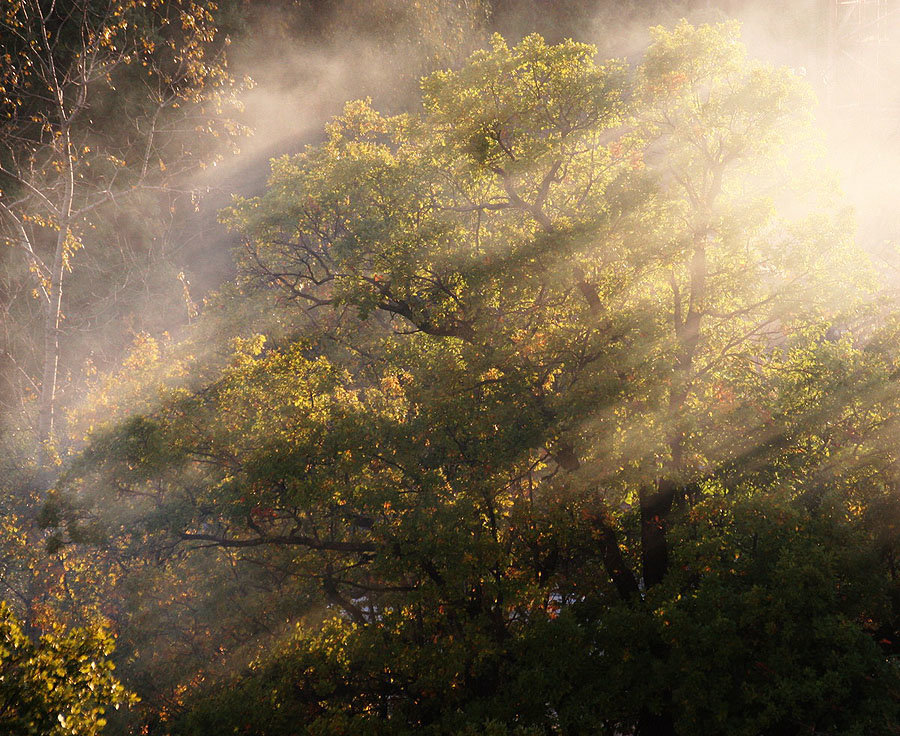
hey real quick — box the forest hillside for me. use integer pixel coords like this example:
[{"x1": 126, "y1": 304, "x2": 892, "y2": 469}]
[{"x1": 0, "y1": 2, "x2": 898, "y2": 735}]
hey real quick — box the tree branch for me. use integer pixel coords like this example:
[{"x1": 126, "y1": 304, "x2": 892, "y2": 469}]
[{"x1": 179, "y1": 531, "x2": 376, "y2": 554}]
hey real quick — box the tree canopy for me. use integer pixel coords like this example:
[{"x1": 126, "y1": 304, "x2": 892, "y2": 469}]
[{"x1": 43, "y1": 22, "x2": 900, "y2": 735}]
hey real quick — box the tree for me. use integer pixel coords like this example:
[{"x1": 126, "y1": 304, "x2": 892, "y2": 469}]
[
  {"x1": 0, "y1": 0, "x2": 244, "y2": 444},
  {"x1": 57, "y1": 24, "x2": 898, "y2": 734},
  {"x1": 0, "y1": 602, "x2": 134, "y2": 735}
]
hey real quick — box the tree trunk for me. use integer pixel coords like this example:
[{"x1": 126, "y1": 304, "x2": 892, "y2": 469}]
[
  {"x1": 35, "y1": 6, "x2": 74, "y2": 450},
  {"x1": 638, "y1": 240, "x2": 707, "y2": 589},
  {"x1": 37, "y1": 277, "x2": 62, "y2": 444},
  {"x1": 590, "y1": 510, "x2": 640, "y2": 600},
  {"x1": 38, "y1": 132, "x2": 74, "y2": 447},
  {"x1": 639, "y1": 479, "x2": 677, "y2": 589}
]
